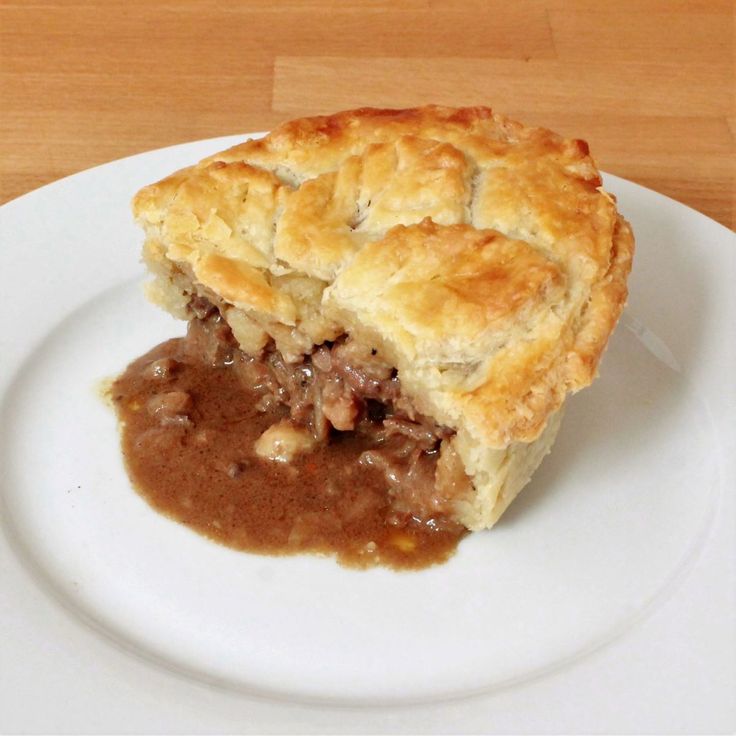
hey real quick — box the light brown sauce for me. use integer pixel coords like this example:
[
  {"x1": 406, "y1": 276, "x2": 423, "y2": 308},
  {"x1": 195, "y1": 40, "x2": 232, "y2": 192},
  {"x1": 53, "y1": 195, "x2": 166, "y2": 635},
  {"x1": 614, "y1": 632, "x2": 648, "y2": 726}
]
[{"x1": 111, "y1": 338, "x2": 465, "y2": 569}]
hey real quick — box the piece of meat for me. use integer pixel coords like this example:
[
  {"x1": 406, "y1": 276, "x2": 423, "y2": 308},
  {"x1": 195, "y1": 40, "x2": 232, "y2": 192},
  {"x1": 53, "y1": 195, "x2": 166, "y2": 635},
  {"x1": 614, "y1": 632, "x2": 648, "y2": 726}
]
[
  {"x1": 186, "y1": 312, "x2": 236, "y2": 366},
  {"x1": 359, "y1": 445, "x2": 443, "y2": 519},
  {"x1": 189, "y1": 295, "x2": 217, "y2": 320},
  {"x1": 379, "y1": 417, "x2": 441, "y2": 451},
  {"x1": 330, "y1": 339, "x2": 400, "y2": 403},
  {"x1": 142, "y1": 357, "x2": 179, "y2": 381},
  {"x1": 146, "y1": 390, "x2": 193, "y2": 426},
  {"x1": 321, "y1": 376, "x2": 359, "y2": 431}
]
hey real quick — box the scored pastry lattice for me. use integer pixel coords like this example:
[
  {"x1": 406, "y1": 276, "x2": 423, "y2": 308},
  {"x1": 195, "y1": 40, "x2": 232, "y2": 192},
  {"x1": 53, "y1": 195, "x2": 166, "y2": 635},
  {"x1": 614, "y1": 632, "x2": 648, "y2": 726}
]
[{"x1": 133, "y1": 106, "x2": 633, "y2": 458}]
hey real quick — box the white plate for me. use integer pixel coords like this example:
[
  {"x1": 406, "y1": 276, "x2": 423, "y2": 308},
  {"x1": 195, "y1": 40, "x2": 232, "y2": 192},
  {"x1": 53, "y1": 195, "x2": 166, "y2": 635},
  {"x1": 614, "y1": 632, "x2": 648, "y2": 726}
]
[{"x1": 1, "y1": 136, "x2": 734, "y2": 733}]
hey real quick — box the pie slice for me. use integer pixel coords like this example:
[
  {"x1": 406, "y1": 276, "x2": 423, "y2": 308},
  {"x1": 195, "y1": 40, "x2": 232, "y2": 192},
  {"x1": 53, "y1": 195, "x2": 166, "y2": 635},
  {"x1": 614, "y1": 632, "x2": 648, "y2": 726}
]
[{"x1": 131, "y1": 105, "x2": 634, "y2": 531}]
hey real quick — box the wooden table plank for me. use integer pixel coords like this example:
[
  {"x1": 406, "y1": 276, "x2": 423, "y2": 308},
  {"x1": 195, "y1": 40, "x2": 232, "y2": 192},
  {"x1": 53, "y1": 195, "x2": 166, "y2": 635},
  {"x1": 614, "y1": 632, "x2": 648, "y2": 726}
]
[
  {"x1": 0, "y1": 4, "x2": 554, "y2": 73},
  {"x1": 273, "y1": 57, "x2": 733, "y2": 118},
  {"x1": 548, "y1": 10, "x2": 732, "y2": 64}
]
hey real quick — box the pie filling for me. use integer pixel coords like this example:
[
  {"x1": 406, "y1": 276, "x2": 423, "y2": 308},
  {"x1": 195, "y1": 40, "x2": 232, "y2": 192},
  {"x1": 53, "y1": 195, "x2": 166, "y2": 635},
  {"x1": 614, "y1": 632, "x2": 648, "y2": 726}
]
[{"x1": 111, "y1": 298, "x2": 471, "y2": 569}]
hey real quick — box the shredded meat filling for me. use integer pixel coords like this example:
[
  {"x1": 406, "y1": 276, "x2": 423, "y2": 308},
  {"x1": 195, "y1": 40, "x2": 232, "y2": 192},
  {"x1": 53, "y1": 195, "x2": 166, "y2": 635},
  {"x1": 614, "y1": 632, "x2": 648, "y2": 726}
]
[{"x1": 184, "y1": 300, "x2": 470, "y2": 525}]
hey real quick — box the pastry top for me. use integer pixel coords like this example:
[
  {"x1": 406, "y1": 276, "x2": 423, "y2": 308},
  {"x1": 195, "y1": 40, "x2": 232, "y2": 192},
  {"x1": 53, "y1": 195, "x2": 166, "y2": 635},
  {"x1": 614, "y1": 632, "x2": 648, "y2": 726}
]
[{"x1": 133, "y1": 105, "x2": 634, "y2": 448}]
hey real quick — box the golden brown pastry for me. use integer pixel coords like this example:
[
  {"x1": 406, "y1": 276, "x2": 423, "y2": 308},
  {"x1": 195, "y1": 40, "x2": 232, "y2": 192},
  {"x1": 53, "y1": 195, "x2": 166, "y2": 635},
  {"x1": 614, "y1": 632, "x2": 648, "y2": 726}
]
[{"x1": 132, "y1": 106, "x2": 634, "y2": 530}]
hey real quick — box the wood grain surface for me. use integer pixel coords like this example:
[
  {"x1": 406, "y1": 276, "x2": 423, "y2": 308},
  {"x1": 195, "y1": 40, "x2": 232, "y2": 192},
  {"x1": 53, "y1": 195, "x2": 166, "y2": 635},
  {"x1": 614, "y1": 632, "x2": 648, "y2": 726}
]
[{"x1": 1, "y1": 0, "x2": 734, "y2": 228}]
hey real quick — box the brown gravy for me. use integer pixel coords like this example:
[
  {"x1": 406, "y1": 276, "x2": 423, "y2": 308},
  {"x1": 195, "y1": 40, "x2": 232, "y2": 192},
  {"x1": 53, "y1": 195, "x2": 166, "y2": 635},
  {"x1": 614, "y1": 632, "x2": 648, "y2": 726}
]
[{"x1": 111, "y1": 338, "x2": 466, "y2": 570}]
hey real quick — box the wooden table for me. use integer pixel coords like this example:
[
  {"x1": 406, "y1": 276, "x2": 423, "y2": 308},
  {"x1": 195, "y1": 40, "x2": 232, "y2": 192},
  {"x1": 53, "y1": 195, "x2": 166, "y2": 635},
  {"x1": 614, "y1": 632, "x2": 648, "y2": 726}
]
[{"x1": 1, "y1": 0, "x2": 733, "y2": 229}]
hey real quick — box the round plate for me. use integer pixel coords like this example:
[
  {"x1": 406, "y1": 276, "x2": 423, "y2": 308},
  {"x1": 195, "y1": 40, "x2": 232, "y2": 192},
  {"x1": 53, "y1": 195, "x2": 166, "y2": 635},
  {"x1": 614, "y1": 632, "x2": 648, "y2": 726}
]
[{"x1": 1, "y1": 136, "x2": 734, "y2": 732}]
